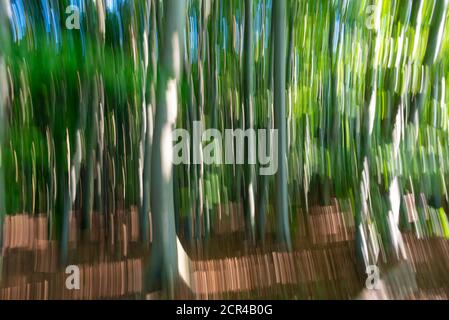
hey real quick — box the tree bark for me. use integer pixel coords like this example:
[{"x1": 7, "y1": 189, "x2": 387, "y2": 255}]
[
  {"x1": 273, "y1": 0, "x2": 292, "y2": 250},
  {"x1": 243, "y1": 0, "x2": 256, "y2": 241},
  {"x1": 148, "y1": 0, "x2": 186, "y2": 296},
  {"x1": 141, "y1": 0, "x2": 156, "y2": 246}
]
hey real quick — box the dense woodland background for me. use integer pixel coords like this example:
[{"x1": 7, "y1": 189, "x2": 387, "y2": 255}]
[{"x1": 0, "y1": 0, "x2": 449, "y2": 298}]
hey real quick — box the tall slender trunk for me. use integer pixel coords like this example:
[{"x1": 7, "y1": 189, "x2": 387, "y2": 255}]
[
  {"x1": 61, "y1": 118, "x2": 84, "y2": 264},
  {"x1": 82, "y1": 79, "x2": 100, "y2": 231},
  {"x1": 148, "y1": 0, "x2": 186, "y2": 296},
  {"x1": 273, "y1": 0, "x2": 291, "y2": 250},
  {"x1": 257, "y1": 1, "x2": 275, "y2": 243},
  {"x1": 355, "y1": 2, "x2": 380, "y2": 271},
  {"x1": 141, "y1": 0, "x2": 156, "y2": 246},
  {"x1": 243, "y1": 0, "x2": 256, "y2": 242},
  {"x1": 0, "y1": 0, "x2": 10, "y2": 277}
]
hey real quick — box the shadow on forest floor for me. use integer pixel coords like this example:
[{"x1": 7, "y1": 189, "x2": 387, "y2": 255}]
[{"x1": 1, "y1": 201, "x2": 449, "y2": 299}]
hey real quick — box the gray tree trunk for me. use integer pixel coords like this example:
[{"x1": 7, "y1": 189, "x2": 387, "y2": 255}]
[
  {"x1": 257, "y1": 2, "x2": 275, "y2": 243},
  {"x1": 148, "y1": 0, "x2": 186, "y2": 296},
  {"x1": 141, "y1": 0, "x2": 156, "y2": 246},
  {"x1": 82, "y1": 79, "x2": 100, "y2": 231},
  {"x1": 273, "y1": 0, "x2": 292, "y2": 250},
  {"x1": 243, "y1": 0, "x2": 256, "y2": 242}
]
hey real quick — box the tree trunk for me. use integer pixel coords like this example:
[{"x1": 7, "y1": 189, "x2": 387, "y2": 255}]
[
  {"x1": 82, "y1": 79, "x2": 99, "y2": 231},
  {"x1": 148, "y1": 0, "x2": 186, "y2": 296},
  {"x1": 257, "y1": 2, "x2": 275, "y2": 243},
  {"x1": 243, "y1": 0, "x2": 256, "y2": 242},
  {"x1": 141, "y1": 0, "x2": 156, "y2": 246},
  {"x1": 273, "y1": 0, "x2": 292, "y2": 250},
  {"x1": 0, "y1": 0, "x2": 10, "y2": 277}
]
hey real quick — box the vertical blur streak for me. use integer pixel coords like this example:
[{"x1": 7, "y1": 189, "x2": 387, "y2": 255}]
[
  {"x1": 355, "y1": 0, "x2": 380, "y2": 271},
  {"x1": 148, "y1": 0, "x2": 186, "y2": 297},
  {"x1": 140, "y1": 0, "x2": 155, "y2": 246},
  {"x1": 2, "y1": 0, "x2": 449, "y2": 300},
  {"x1": 273, "y1": 0, "x2": 291, "y2": 250},
  {"x1": 257, "y1": 0, "x2": 274, "y2": 243},
  {"x1": 0, "y1": 0, "x2": 11, "y2": 278},
  {"x1": 243, "y1": 0, "x2": 256, "y2": 242}
]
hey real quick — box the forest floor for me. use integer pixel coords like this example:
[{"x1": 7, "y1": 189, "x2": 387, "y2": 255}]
[{"x1": 0, "y1": 202, "x2": 449, "y2": 299}]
